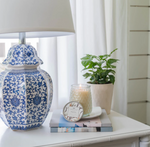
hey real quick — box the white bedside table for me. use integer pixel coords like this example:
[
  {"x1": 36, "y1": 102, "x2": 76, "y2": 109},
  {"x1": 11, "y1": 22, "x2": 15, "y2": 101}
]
[{"x1": 0, "y1": 111, "x2": 150, "y2": 147}]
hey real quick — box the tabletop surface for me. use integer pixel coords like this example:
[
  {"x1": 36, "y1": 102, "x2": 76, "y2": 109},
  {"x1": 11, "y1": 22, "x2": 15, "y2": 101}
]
[{"x1": 0, "y1": 111, "x2": 150, "y2": 147}]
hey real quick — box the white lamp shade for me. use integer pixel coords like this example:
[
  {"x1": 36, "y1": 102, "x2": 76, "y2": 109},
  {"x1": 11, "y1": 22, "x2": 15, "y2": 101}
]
[{"x1": 0, "y1": 0, "x2": 75, "y2": 38}]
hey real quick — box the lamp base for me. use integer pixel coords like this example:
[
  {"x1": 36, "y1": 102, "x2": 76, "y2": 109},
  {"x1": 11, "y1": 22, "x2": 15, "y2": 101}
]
[{"x1": 0, "y1": 44, "x2": 53, "y2": 130}]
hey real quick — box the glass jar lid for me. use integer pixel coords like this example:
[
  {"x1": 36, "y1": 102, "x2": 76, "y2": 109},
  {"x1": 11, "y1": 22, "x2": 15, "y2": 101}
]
[{"x1": 63, "y1": 101, "x2": 83, "y2": 122}]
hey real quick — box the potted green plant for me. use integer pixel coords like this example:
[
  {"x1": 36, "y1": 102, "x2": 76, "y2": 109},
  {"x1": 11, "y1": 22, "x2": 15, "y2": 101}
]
[{"x1": 81, "y1": 48, "x2": 118, "y2": 114}]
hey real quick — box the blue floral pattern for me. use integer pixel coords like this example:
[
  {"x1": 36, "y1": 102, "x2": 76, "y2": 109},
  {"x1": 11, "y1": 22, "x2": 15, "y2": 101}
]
[
  {"x1": 0, "y1": 44, "x2": 53, "y2": 130},
  {"x1": 33, "y1": 95, "x2": 41, "y2": 105},
  {"x1": 2, "y1": 44, "x2": 43, "y2": 66},
  {"x1": 39, "y1": 69, "x2": 53, "y2": 119},
  {"x1": 11, "y1": 96, "x2": 20, "y2": 107},
  {"x1": 0, "y1": 69, "x2": 53, "y2": 130},
  {"x1": 0, "y1": 70, "x2": 9, "y2": 127}
]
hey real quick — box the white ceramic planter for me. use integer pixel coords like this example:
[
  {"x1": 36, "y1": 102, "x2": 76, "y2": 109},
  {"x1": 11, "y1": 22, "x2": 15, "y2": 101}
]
[{"x1": 90, "y1": 83, "x2": 114, "y2": 114}]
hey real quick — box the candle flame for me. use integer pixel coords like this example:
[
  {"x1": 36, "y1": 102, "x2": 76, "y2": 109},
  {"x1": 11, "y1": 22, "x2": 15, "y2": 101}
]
[{"x1": 79, "y1": 84, "x2": 81, "y2": 88}]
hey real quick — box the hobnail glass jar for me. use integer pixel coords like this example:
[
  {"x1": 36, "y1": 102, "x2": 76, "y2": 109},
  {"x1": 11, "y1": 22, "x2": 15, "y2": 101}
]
[{"x1": 70, "y1": 84, "x2": 92, "y2": 117}]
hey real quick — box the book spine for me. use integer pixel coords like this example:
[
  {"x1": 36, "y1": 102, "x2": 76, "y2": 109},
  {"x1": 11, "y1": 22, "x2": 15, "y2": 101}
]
[
  {"x1": 101, "y1": 127, "x2": 113, "y2": 132},
  {"x1": 51, "y1": 127, "x2": 97, "y2": 133},
  {"x1": 50, "y1": 127, "x2": 113, "y2": 133}
]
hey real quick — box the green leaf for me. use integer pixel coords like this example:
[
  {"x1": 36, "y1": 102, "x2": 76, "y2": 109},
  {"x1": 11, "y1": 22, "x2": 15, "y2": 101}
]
[
  {"x1": 105, "y1": 70, "x2": 116, "y2": 75},
  {"x1": 103, "y1": 66, "x2": 108, "y2": 68},
  {"x1": 104, "y1": 61, "x2": 112, "y2": 68},
  {"x1": 98, "y1": 61, "x2": 105, "y2": 67},
  {"x1": 108, "y1": 58, "x2": 119, "y2": 64},
  {"x1": 88, "y1": 70, "x2": 94, "y2": 72},
  {"x1": 103, "y1": 65, "x2": 116, "y2": 69},
  {"x1": 81, "y1": 54, "x2": 97, "y2": 61},
  {"x1": 81, "y1": 54, "x2": 97, "y2": 67},
  {"x1": 90, "y1": 76, "x2": 97, "y2": 84},
  {"x1": 81, "y1": 60, "x2": 92, "y2": 67},
  {"x1": 82, "y1": 67, "x2": 88, "y2": 71},
  {"x1": 109, "y1": 75, "x2": 115, "y2": 84},
  {"x1": 83, "y1": 73, "x2": 91, "y2": 79},
  {"x1": 111, "y1": 65, "x2": 116, "y2": 68},
  {"x1": 110, "y1": 48, "x2": 118, "y2": 56},
  {"x1": 100, "y1": 71, "x2": 107, "y2": 77},
  {"x1": 81, "y1": 54, "x2": 92, "y2": 60},
  {"x1": 97, "y1": 68, "x2": 103, "y2": 74},
  {"x1": 99, "y1": 54, "x2": 110, "y2": 60},
  {"x1": 109, "y1": 70, "x2": 116, "y2": 74},
  {"x1": 88, "y1": 61, "x2": 97, "y2": 69},
  {"x1": 99, "y1": 80, "x2": 107, "y2": 84},
  {"x1": 90, "y1": 76, "x2": 94, "y2": 81}
]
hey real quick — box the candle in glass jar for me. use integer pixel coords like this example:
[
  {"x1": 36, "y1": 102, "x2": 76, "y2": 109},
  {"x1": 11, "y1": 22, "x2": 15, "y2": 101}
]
[{"x1": 70, "y1": 84, "x2": 92, "y2": 117}]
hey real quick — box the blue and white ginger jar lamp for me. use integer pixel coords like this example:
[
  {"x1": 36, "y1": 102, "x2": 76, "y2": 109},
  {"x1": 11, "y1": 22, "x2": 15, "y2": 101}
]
[
  {"x1": 0, "y1": 44, "x2": 53, "y2": 130},
  {"x1": 0, "y1": 0, "x2": 75, "y2": 130}
]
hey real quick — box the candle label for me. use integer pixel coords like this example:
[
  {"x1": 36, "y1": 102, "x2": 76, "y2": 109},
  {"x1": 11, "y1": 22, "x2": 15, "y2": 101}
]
[
  {"x1": 63, "y1": 101, "x2": 83, "y2": 122},
  {"x1": 68, "y1": 107, "x2": 79, "y2": 118}
]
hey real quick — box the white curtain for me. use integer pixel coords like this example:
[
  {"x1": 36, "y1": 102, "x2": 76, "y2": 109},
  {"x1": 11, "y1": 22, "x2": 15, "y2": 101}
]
[{"x1": 38, "y1": 0, "x2": 128, "y2": 115}]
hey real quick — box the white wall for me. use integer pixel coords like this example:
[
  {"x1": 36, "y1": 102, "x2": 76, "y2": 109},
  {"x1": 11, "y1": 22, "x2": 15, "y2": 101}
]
[{"x1": 128, "y1": 0, "x2": 150, "y2": 124}]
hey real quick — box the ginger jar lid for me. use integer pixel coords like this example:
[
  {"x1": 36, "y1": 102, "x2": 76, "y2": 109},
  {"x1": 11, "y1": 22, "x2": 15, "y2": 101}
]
[{"x1": 2, "y1": 44, "x2": 43, "y2": 68}]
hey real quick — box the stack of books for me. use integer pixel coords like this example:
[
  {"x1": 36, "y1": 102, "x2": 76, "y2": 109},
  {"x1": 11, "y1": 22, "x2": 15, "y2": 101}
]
[{"x1": 49, "y1": 109, "x2": 113, "y2": 133}]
